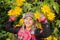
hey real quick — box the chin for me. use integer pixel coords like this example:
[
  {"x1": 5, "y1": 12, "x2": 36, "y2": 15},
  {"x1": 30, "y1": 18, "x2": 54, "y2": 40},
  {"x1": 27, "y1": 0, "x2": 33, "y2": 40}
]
[
  {"x1": 26, "y1": 26, "x2": 30, "y2": 27},
  {"x1": 26, "y1": 25, "x2": 31, "y2": 27}
]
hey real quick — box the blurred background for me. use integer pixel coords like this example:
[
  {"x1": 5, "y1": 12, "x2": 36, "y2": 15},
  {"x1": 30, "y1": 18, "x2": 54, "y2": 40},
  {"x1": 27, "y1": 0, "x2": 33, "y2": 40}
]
[{"x1": 0, "y1": 0, "x2": 60, "y2": 40}]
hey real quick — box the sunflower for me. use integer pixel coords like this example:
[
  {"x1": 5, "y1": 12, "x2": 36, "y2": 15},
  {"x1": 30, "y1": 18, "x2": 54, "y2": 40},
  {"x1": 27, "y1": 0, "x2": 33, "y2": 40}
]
[
  {"x1": 8, "y1": 9, "x2": 16, "y2": 16},
  {"x1": 6, "y1": 38, "x2": 10, "y2": 40},
  {"x1": 44, "y1": 36, "x2": 57, "y2": 40},
  {"x1": 15, "y1": 0, "x2": 26, "y2": 6},
  {"x1": 8, "y1": 7, "x2": 22, "y2": 17},
  {"x1": 41, "y1": 5, "x2": 51, "y2": 13},
  {"x1": 14, "y1": 7, "x2": 22, "y2": 15},
  {"x1": 47, "y1": 12, "x2": 55, "y2": 21},
  {"x1": 34, "y1": 12, "x2": 41, "y2": 19},
  {"x1": 19, "y1": 18, "x2": 24, "y2": 24}
]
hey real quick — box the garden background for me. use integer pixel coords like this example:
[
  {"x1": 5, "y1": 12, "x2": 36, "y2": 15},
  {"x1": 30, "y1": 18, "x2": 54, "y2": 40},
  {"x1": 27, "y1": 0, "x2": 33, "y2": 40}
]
[{"x1": 0, "y1": 0, "x2": 60, "y2": 40}]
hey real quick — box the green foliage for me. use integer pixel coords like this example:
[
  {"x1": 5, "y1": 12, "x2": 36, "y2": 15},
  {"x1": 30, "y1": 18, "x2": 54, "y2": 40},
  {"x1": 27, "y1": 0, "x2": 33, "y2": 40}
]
[
  {"x1": 56, "y1": 20, "x2": 60, "y2": 27},
  {"x1": 0, "y1": 0, "x2": 60, "y2": 40}
]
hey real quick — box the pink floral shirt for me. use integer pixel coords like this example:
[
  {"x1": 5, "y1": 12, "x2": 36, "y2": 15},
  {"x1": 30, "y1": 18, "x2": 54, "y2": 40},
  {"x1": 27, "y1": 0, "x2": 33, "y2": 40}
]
[{"x1": 18, "y1": 28, "x2": 36, "y2": 40}]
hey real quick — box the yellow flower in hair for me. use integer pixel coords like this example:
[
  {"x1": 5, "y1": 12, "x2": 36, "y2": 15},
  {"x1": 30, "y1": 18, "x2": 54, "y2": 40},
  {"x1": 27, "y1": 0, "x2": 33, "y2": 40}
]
[
  {"x1": 16, "y1": 0, "x2": 26, "y2": 6},
  {"x1": 41, "y1": 5, "x2": 51, "y2": 13},
  {"x1": 47, "y1": 12, "x2": 55, "y2": 21},
  {"x1": 34, "y1": 12, "x2": 40, "y2": 19},
  {"x1": 8, "y1": 7, "x2": 22, "y2": 16}
]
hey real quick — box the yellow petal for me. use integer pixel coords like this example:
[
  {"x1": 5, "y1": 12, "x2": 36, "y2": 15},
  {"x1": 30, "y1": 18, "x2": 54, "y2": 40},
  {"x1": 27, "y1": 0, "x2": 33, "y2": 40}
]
[
  {"x1": 34, "y1": 12, "x2": 40, "y2": 19},
  {"x1": 41, "y1": 5, "x2": 51, "y2": 13},
  {"x1": 6, "y1": 38, "x2": 10, "y2": 40},
  {"x1": 47, "y1": 12, "x2": 55, "y2": 21}
]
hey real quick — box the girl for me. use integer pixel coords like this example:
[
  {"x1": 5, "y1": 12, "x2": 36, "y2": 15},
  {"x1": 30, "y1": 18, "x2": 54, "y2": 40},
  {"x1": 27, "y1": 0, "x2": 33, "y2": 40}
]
[{"x1": 4, "y1": 12, "x2": 52, "y2": 40}]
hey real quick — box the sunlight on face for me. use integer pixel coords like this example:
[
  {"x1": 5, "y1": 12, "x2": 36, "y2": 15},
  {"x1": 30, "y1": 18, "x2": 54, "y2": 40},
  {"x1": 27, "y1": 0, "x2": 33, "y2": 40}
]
[{"x1": 24, "y1": 16, "x2": 34, "y2": 28}]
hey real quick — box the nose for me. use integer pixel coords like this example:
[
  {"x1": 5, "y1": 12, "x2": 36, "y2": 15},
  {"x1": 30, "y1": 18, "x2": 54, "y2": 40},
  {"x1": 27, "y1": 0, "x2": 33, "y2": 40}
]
[{"x1": 27, "y1": 19, "x2": 30, "y2": 22}]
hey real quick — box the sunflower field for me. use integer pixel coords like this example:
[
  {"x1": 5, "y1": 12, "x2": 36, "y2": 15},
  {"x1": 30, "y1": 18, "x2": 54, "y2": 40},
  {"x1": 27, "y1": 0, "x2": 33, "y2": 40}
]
[{"x1": 0, "y1": 0, "x2": 60, "y2": 40}]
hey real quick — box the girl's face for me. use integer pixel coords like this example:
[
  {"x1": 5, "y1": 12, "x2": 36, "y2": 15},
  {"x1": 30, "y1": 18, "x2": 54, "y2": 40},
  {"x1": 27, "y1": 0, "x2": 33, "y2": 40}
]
[{"x1": 24, "y1": 16, "x2": 34, "y2": 28}]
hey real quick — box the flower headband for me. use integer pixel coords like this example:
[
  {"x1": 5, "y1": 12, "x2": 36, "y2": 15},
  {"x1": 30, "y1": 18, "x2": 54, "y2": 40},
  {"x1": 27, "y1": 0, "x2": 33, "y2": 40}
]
[{"x1": 23, "y1": 12, "x2": 34, "y2": 19}]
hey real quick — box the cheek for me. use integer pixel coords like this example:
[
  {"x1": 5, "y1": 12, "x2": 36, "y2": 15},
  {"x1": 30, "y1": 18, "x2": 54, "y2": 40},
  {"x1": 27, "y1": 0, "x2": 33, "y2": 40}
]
[{"x1": 29, "y1": 20, "x2": 34, "y2": 25}]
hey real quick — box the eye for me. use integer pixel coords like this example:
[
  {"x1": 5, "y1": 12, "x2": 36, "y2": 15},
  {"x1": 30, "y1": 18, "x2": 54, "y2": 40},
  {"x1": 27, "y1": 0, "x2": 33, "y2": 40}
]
[
  {"x1": 24, "y1": 17, "x2": 28, "y2": 20},
  {"x1": 30, "y1": 18, "x2": 32, "y2": 20}
]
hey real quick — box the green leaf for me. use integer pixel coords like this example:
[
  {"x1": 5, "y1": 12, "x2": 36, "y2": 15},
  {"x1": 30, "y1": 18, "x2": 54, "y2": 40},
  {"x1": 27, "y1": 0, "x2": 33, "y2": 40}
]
[
  {"x1": 5, "y1": 0, "x2": 11, "y2": 5},
  {"x1": 53, "y1": 28, "x2": 59, "y2": 34},
  {"x1": 44, "y1": 0, "x2": 50, "y2": 3},
  {"x1": 56, "y1": 20, "x2": 60, "y2": 27},
  {"x1": 50, "y1": 0, "x2": 55, "y2": 2},
  {"x1": 52, "y1": 2, "x2": 59, "y2": 13}
]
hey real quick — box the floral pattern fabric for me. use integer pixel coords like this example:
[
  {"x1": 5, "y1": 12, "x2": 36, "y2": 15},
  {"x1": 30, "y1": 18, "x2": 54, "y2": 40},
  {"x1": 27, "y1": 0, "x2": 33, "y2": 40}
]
[{"x1": 18, "y1": 28, "x2": 36, "y2": 40}]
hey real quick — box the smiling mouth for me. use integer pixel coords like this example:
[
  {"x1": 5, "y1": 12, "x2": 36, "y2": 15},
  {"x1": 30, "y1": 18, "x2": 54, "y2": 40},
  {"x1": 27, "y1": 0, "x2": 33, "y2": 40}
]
[{"x1": 25, "y1": 22, "x2": 31, "y2": 24}]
